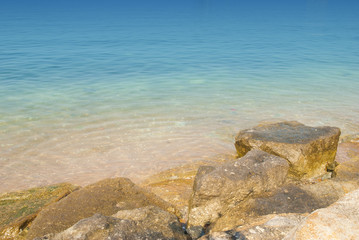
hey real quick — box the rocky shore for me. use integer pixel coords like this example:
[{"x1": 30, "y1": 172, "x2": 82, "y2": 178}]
[{"x1": 1, "y1": 121, "x2": 359, "y2": 240}]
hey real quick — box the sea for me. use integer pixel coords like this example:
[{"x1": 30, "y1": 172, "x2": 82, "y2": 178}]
[{"x1": 1, "y1": 0, "x2": 359, "y2": 192}]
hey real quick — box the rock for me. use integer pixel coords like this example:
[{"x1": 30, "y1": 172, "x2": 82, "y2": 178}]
[
  {"x1": 26, "y1": 178, "x2": 177, "y2": 239},
  {"x1": 208, "y1": 181, "x2": 338, "y2": 232},
  {"x1": 0, "y1": 183, "x2": 78, "y2": 240},
  {"x1": 284, "y1": 188, "x2": 359, "y2": 240},
  {"x1": 209, "y1": 159, "x2": 359, "y2": 233},
  {"x1": 187, "y1": 149, "x2": 289, "y2": 238},
  {"x1": 335, "y1": 142, "x2": 359, "y2": 183},
  {"x1": 37, "y1": 206, "x2": 187, "y2": 240},
  {"x1": 211, "y1": 141, "x2": 359, "y2": 236},
  {"x1": 252, "y1": 181, "x2": 343, "y2": 215},
  {"x1": 140, "y1": 153, "x2": 237, "y2": 223},
  {"x1": 198, "y1": 231, "x2": 243, "y2": 240},
  {"x1": 140, "y1": 163, "x2": 199, "y2": 224},
  {"x1": 113, "y1": 206, "x2": 187, "y2": 239},
  {"x1": 340, "y1": 133, "x2": 359, "y2": 143},
  {"x1": 201, "y1": 213, "x2": 306, "y2": 240},
  {"x1": 235, "y1": 121, "x2": 341, "y2": 179}
]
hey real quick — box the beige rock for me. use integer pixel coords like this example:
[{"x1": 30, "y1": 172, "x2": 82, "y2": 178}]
[
  {"x1": 284, "y1": 188, "x2": 359, "y2": 240},
  {"x1": 201, "y1": 213, "x2": 306, "y2": 240},
  {"x1": 210, "y1": 165, "x2": 359, "y2": 233},
  {"x1": 335, "y1": 142, "x2": 359, "y2": 185},
  {"x1": 140, "y1": 153, "x2": 237, "y2": 222},
  {"x1": 235, "y1": 121, "x2": 341, "y2": 179},
  {"x1": 209, "y1": 180, "x2": 341, "y2": 232},
  {"x1": 38, "y1": 206, "x2": 187, "y2": 240},
  {"x1": 26, "y1": 178, "x2": 176, "y2": 239},
  {"x1": 187, "y1": 149, "x2": 289, "y2": 238}
]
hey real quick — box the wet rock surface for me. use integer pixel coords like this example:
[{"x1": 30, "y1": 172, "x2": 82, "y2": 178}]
[
  {"x1": 335, "y1": 142, "x2": 359, "y2": 184},
  {"x1": 235, "y1": 121, "x2": 341, "y2": 179},
  {"x1": 0, "y1": 183, "x2": 78, "y2": 240},
  {"x1": 26, "y1": 178, "x2": 176, "y2": 239},
  {"x1": 36, "y1": 206, "x2": 187, "y2": 240},
  {"x1": 187, "y1": 149, "x2": 289, "y2": 238}
]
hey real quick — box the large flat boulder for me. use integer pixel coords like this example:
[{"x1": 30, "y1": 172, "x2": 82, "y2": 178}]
[
  {"x1": 187, "y1": 149, "x2": 289, "y2": 238},
  {"x1": 235, "y1": 121, "x2": 340, "y2": 179},
  {"x1": 26, "y1": 178, "x2": 176, "y2": 239},
  {"x1": 37, "y1": 206, "x2": 187, "y2": 240},
  {"x1": 284, "y1": 188, "x2": 359, "y2": 240}
]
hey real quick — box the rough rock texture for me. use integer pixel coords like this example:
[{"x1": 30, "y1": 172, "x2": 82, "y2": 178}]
[
  {"x1": 335, "y1": 142, "x2": 359, "y2": 184},
  {"x1": 235, "y1": 121, "x2": 341, "y2": 179},
  {"x1": 187, "y1": 149, "x2": 289, "y2": 238},
  {"x1": 140, "y1": 153, "x2": 238, "y2": 223},
  {"x1": 198, "y1": 231, "x2": 242, "y2": 240},
  {"x1": 208, "y1": 179, "x2": 346, "y2": 233},
  {"x1": 37, "y1": 206, "x2": 187, "y2": 240},
  {"x1": 200, "y1": 213, "x2": 306, "y2": 240},
  {"x1": 0, "y1": 183, "x2": 78, "y2": 240},
  {"x1": 26, "y1": 178, "x2": 176, "y2": 240},
  {"x1": 141, "y1": 141, "x2": 359, "y2": 237},
  {"x1": 208, "y1": 145, "x2": 359, "y2": 233},
  {"x1": 285, "y1": 188, "x2": 359, "y2": 240}
]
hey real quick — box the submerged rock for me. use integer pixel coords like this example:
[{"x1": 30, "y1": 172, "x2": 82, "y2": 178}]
[
  {"x1": 187, "y1": 149, "x2": 289, "y2": 238},
  {"x1": 0, "y1": 183, "x2": 78, "y2": 240},
  {"x1": 284, "y1": 188, "x2": 359, "y2": 240},
  {"x1": 235, "y1": 121, "x2": 341, "y2": 179},
  {"x1": 37, "y1": 206, "x2": 187, "y2": 240},
  {"x1": 335, "y1": 142, "x2": 359, "y2": 184},
  {"x1": 26, "y1": 178, "x2": 176, "y2": 239}
]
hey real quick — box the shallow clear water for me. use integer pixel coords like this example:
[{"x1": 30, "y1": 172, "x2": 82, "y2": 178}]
[{"x1": 1, "y1": 0, "x2": 359, "y2": 192}]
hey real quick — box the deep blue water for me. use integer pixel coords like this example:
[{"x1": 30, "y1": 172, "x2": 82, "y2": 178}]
[{"x1": 1, "y1": 0, "x2": 359, "y2": 191}]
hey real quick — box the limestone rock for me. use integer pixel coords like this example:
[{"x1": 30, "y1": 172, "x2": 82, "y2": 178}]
[
  {"x1": 187, "y1": 149, "x2": 289, "y2": 238},
  {"x1": 235, "y1": 121, "x2": 341, "y2": 179},
  {"x1": 201, "y1": 213, "x2": 306, "y2": 240},
  {"x1": 210, "y1": 158, "x2": 359, "y2": 233},
  {"x1": 112, "y1": 206, "x2": 186, "y2": 239},
  {"x1": 335, "y1": 142, "x2": 359, "y2": 184},
  {"x1": 140, "y1": 153, "x2": 237, "y2": 222},
  {"x1": 209, "y1": 180, "x2": 342, "y2": 232},
  {"x1": 37, "y1": 206, "x2": 187, "y2": 240},
  {"x1": 26, "y1": 178, "x2": 176, "y2": 239},
  {"x1": 284, "y1": 188, "x2": 359, "y2": 240},
  {"x1": 0, "y1": 183, "x2": 78, "y2": 240},
  {"x1": 198, "y1": 231, "x2": 243, "y2": 240}
]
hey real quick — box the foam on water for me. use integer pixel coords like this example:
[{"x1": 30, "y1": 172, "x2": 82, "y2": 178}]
[{"x1": 1, "y1": 0, "x2": 359, "y2": 192}]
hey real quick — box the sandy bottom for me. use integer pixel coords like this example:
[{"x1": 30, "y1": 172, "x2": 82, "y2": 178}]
[
  {"x1": 1, "y1": 113, "x2": 358, "y2": 193},
  {"x1": 0, "y1": 118, "x2": 238, "y2": 193}
]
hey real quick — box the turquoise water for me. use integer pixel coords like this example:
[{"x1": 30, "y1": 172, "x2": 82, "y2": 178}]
[{"x1": 1, "y1": 1, "x2": 359, "y2": 192}]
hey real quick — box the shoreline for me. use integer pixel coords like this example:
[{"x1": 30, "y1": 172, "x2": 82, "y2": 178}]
[
  {"x1": 1, "y1": 131, "x2": 358, "y2": 195},
  {"x1": 0, "y1": 151, "x2": 239, "y2": 196},
  {"x1": 1, "y1": 121, "x2": 359, "y2": 239}
]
